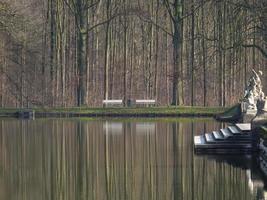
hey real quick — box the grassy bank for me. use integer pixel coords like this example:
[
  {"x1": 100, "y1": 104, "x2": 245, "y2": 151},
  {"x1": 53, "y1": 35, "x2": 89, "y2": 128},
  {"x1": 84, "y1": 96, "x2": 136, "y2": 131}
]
[{"x1": 0, "y1": 106, "x2": 227, "y2": 118}]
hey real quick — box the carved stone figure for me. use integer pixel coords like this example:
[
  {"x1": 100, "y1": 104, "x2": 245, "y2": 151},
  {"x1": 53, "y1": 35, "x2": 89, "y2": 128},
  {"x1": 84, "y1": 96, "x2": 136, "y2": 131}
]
[
  {"x1": 252, "y1": 69, "x2": 265, "y2": 99},
  {"x1": 243, "y1": 69, "x2": 265, "y2": 110},
  {"x1": 216, "y1": 69, "x2": 266, "y2": 123}
]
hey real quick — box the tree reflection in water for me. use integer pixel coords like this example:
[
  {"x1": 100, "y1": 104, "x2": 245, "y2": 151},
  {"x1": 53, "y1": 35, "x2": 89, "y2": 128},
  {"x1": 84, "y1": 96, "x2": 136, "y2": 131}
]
[{"x1": 0, "y1": 118, "x2": 264, "y2": 200}]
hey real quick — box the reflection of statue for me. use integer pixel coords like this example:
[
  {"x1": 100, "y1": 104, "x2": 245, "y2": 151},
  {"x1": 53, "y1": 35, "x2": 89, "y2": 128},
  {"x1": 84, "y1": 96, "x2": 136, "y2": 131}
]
[{"x1": 243, "y1": 69, "x2": 265, "y2": 110}]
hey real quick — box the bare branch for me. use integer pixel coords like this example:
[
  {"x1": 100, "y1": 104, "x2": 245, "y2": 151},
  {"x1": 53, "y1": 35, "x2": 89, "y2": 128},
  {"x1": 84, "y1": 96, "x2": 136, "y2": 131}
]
[
  {"x1": 137, "y1": 14, "x2": 174, "y2": 38},
  {"x1": 87, "y1": 12, "x2": 119, "y2": 32},
  {"x1": 85, "y1": 0, "x2": 100, "y2": 10},
  {"x1": 242, "y1": 44, "x2": 267, "y2": 58},
  {"x1": 163, "y1": 0, "x2": 175, "y2": 22}
]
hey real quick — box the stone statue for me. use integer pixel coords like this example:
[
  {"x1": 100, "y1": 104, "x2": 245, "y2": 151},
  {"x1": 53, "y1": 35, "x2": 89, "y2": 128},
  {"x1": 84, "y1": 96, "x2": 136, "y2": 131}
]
[
  {"x1": 216, "y1": 68, "x2": 266, "y2": 123},
  {"x1": 243, "y1": 69, "x2": 265, "y2": 110},
  {"x1": 252, "y1": 69, "x2": 265, "y2": 99}
]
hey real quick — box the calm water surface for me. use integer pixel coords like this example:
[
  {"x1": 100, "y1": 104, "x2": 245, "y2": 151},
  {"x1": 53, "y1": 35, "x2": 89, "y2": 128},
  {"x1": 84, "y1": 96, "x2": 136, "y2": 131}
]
[{"x1": 0, "y1": 118, "x2": 266, "y2": 200}]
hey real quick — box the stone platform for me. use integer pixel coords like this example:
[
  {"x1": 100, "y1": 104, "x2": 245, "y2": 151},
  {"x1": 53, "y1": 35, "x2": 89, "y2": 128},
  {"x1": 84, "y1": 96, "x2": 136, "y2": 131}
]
[
  {"x1": 243, "y1": 109, "x2": 257, "y2": 123},
  {"x1": 251, "y1": 99, "x2": 267, "y2": 128}
]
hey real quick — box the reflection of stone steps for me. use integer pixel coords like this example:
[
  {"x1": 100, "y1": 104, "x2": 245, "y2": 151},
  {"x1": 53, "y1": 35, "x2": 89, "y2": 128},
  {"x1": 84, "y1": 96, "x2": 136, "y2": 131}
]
[
  {"x1": 194, "y1": 123, "x2": 257, "y2": 153},
  {"x1": 259, "y1": 139, "x2": 267, "y2": 177}
]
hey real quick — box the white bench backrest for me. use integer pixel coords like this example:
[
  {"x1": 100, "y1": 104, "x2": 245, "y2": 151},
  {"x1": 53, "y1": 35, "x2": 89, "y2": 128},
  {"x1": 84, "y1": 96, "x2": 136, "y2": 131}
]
[
  {"x1": 136, "y1": 99, "x2": 156, "y2": 103},
  {"x1": 103, "y1": 100, "x2": 123, "y2": 104}
]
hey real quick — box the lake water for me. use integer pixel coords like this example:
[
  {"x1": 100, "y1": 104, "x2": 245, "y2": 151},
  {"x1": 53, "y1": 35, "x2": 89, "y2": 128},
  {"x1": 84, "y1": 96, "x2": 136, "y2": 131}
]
[{"x1": 0, "y1": 118, "x2": 266, "y2": 200}]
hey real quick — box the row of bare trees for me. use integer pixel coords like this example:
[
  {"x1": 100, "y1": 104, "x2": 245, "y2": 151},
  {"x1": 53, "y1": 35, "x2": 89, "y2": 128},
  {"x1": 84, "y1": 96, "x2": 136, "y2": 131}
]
[{"x1": 0, "y1": 0, "x2": 266, "y2": 107}]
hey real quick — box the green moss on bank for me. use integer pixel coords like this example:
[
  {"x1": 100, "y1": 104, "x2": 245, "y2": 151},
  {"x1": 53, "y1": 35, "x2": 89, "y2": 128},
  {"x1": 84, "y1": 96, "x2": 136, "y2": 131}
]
[
  {"x1": 0, "y1": 106, "x2": 226, "y2": 117},
  {"x1": 219, "y1": 103, "x2": 241, "y2": 117}
]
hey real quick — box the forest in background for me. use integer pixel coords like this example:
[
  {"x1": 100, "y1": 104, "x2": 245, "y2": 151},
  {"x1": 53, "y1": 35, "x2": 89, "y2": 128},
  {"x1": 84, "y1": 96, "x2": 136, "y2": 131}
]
[{"x1": 0, "y1": 0, "x2": 266, "y2": 107}]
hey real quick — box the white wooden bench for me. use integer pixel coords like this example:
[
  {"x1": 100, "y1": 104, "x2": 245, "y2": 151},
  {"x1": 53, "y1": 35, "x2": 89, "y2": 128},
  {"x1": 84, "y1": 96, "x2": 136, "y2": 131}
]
[
  {"x1": 135, "y1": 99, "x2": 156, "y2": 107},
  {"x1": 103, "y1": 99, "x2": 123, "y2": 107}
]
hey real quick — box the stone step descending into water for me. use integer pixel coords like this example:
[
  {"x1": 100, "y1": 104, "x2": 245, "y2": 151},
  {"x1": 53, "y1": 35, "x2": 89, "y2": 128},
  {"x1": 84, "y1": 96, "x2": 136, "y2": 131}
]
[
  {"x1": 220, "y1": 128, "x2": 233, "y2": 138},
  {"x1": 213, "y1": 131, "x2": 224, "y2": 140},
  {"x1": 194, "y1": 135, "x2": 205, "y2": 145},
  {"x1": 205, "y1": 133, "x2": 215, "y2": 143},
  {"x1": 194, "y1": 123, "x2": 256, "y2": 154},
  {"x1": 236, "y1": 123, "x2": 251, "y2": 132},
  {"x1": 228, "y1": 126, "x2": 241, "y2": 134}
]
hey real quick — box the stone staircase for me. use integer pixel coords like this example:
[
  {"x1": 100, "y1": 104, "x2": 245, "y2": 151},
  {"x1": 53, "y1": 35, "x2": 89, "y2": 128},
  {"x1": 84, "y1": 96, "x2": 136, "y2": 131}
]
[{"x1": 194, "y1": 123, "x2": 258, "y2": 154}]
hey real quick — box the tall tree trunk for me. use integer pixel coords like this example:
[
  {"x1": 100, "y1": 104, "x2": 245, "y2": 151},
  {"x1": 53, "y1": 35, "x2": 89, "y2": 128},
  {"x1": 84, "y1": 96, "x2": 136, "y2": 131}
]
[
  {"x1": 218, "y1": 2, "x2": 223, "y2": 106},
  {"x1": 165, "y1": 31, "x2": 169, "y2": 105},
  {"x1": 20, "y1": 38, "x2": 26, "y2": 108},
  {"x1": 153, "y1": 0, "x2": 159, "y2": 101},
  {"x1": 76, "y1": 0, "x2": 88, "y2": 106},
  {"x1": 129, "y1": 21, "x2": 134, "y2": 99},
  {"x1": 190, "y1": 0, "x2": 195, "y2": 106},
  {"x1": 172, "y1": 21, "x2": 180, "y2": 106},
  {"x1": 61, "y1": 10, "x2": 66, "y2": 107},
  {"x1": 42, "y1": 0, "x2": 49, "y2": 105},
  {"x1": 50, "y1": 0, "x2": 56, "y2": 106},
  {"x1": 123, "y1": 1, "x2": 128, "y2": 106},
  {"x1": 1, "y1": 39, "x2": 5, "y2": 107},
  {"x1": 165, "y1": 0, "x2": 182, "y2": 106},
  {"x1": 104, "y1": 0, "x2": 111, "y2": 100},
  {"x1": 201, "y1": 0, "x2": 207, "y2": 106}
]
